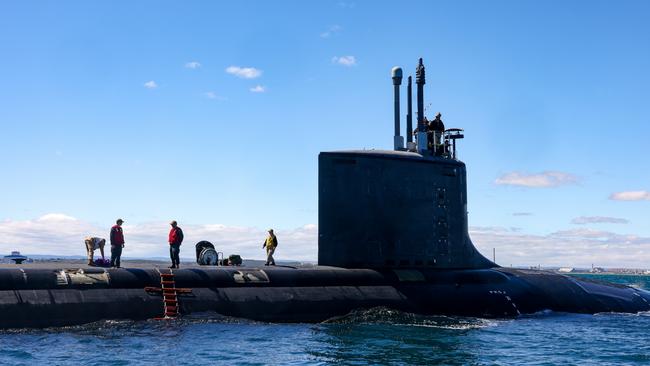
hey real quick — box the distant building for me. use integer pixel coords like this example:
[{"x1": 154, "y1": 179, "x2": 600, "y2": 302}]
[
  {"x1": 558, "y1": 267, "x2": 575, "y2": 273},
  {"x1": 590, "y1": 267, "x2": 605, "y2": 273}
]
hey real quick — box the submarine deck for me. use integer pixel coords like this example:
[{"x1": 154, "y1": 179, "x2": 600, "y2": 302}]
[
  {"x1": 0, "y1": 259, "x2": 308, "y2": 270},
  {"x1": 1, "y1": 262, "x2": 649, "y2": 328}
]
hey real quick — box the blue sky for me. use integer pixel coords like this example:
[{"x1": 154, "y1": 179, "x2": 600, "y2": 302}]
[{"x1": 1, "y1": 1, "x2": 649, "y2": 266}]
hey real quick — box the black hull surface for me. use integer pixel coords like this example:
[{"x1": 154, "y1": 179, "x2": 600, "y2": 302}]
[{"x1": 0, "y1": 266, "x2": 649, "y2": 328}]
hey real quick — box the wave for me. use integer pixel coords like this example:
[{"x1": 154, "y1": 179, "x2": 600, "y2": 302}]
[
  {"x1": 0, "y1": 312, "x2": 258, "y2": 335},
  {"x1": 322, "y1": 307, "x2": 501, "y2": 330}
]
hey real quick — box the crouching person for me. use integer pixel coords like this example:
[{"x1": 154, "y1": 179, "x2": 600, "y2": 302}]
[{"x1": 84, "y1": 236, "x2": 106, "y2": 266}]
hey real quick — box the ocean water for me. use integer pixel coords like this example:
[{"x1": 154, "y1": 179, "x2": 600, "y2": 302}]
[{"x1": 2, "y1": 274, "x2": 650, "y2": 365}]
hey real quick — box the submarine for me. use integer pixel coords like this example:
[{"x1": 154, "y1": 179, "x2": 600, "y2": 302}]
[{"x1": 1, "y1": 59, "x2": 649, "y2": 329}]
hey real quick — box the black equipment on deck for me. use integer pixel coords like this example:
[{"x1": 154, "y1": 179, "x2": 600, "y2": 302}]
[{"x1": 195, "y1": 241, "x2": 221, "y2": 265}]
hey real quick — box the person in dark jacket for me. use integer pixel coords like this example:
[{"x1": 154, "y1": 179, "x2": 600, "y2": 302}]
[
  {"x1": 168, "y1": 220, "x2": 184, "y2": 268},
  {"x1": 110, "y1": 218, "x2": 125, "y2": 268},
  {"x1": 428, "y1": 112, "x2": 446, "y2": 156}
]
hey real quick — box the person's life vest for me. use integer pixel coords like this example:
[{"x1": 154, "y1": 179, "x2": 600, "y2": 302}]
[
  {"x1": 110, "y1": 225, "x2": 125, "y2": 245},
  {"x1": 169, "y1": 227, "x2": 184, "y2": 245},
  {"x1": 265, "y1": 235, "x2": 278, "y2": 249}
]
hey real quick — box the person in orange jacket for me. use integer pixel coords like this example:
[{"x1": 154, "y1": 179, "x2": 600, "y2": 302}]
[
  {"x1": 168, "y1": 220, "x2": 184, "y2": 268},
  {"x1": 109, "y1": 219, "x2": 125, "y2": 268}
]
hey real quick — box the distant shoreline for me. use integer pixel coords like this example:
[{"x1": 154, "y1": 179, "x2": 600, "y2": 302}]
[{"x1": 568, "y1": 272, "x2": 650, "y2": 276}]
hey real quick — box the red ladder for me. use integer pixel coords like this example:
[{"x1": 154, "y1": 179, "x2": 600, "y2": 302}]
[
  {"x1": 144, "y1": 270, "x2": 193, "y2": 320},
  {"x1": 160, "y1": 272, "x2": 178, "y2": 318}
]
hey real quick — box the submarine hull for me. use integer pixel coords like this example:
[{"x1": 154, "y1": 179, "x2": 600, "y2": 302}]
[{"x1": 1, "y1": 266, "x2": 649, "y2": 328}]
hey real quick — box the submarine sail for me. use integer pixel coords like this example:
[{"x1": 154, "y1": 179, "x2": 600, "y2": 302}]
[{"x1": 319, "y1": 59, "x2": 492, "y2": 269}]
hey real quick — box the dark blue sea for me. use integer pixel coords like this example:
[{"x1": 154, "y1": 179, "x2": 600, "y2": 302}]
[{"x1": 2, "y1": 274, "x2": 650, "y2": 365}]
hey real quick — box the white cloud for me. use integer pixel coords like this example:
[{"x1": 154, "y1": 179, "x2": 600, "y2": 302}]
[
  {"x1": 5, "y1": 214, "x2": 650, "y2": 268},
  {"x1": 143, "y1": 80, "x2": 158, "y2": 89},
  {"x1": 0, "y1": 214, "x2": 317, "y2": 261},
  {"x1": 609, "y1": 190, "x2": 650, "y2": 201},
  {"x1": 204, "y1": 91, "x2": 227, "y2": 101},
  {"x1": 320, "y1": 25, "x2": 342, "y2": 38},
  {"x1": 331, "y1": 56, "x2": 357, "y2": 67},
  {"x1": 550, "y1": 228, "x2": 626, "y2": 240},
  {"x1": 0, "y1": 214, "x2": 99, "y2": 256},
  {"x1": 225, "y1": 66, "x2": 262, "y2": 79},
  {"x1": 37, "y1": 213, "x2": 78, "y2": 222},
  {"x1": 494, "y1": 171, "x2": 577, "y2": 188},
  {"x1": 185, "y1": 61, "x2": 201, "y2": 69},
  {"x1": 337, "y1": 1, "x2": 356, "y2": 8},
  {"x1": 512, "y1": 212, "x2": 533, "y2": 216},
  {"x1": 249, "y1": 85, "x2": 266, "y2": 93},
  {"x1": 470, "y1": 226, "x2": 650, "y2": 268},
  {"x1": 571, "y1": 216, "x2": 629, "y2": 225}
]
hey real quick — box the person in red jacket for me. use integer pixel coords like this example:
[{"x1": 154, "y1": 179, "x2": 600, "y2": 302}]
[
  {"x1": 168, "y1": 220, "x2": 184, "y2": 268},
  {"x1": 110, "y1": 218, "x2": 125, "y2": 268}
]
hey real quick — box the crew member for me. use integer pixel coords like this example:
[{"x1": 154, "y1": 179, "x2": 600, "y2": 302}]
[
  {"x1": 84, "y1": 236, "x2": 105, "y2": 266},
  {"x1": 414, "y1": 121, "x2": 431, "y2": 152},
  {"x1": 429, "y1": 112, "x2": 446, "y2": 155},
  {"x1": 262, "y1": 229, "x2": 278, "y2": 266},
  {"x1": 168, "y1": 220, "x2": 184, "y2": 269},
  {"x1": 110, "y1": 218, "x2": 125, "y2": 268}
]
